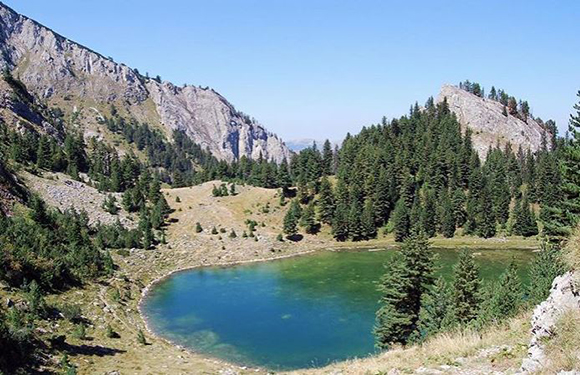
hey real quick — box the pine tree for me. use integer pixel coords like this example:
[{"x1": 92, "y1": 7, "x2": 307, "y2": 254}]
[
  {"x1": 441, "y1": 193, "x2": 456, "y2": 238},
  {"x1": 477, "y1": 186, "x2": 496, "y2": 238},
  {"x1": 139, "y1": 208, "x2": 154, "y2": 249},
  {"x1": 452, "y1": 249, "x2": 481, "y2": 325},
  {"x1": 332, "y1": 202, "x2": 349, "y2": 241},
  {"x1": 322, "y1": 139, "x2": 333, "y2": 175},
  {"x1": 413, "y1": 276, "x2": 453, "y2": 342},
  {"x1": 392, "y1": 198, "x2": 410, "y2": 242},
  {"x1": 556, "y1": 90, "x2": 580, "y2": 237},
  {"x1": 513, "y1": 194, "x2": 538, "y2": 237},
  {"x1": 421, "y1": 190, "x2": 437, "y2": 238},
  {"x1": 151, "y1": 200, "x2": 165, "y2": 229},
  {"x1": 300, "y1": 202, "x2": 318, "y2": 234},
  {"x1": 283, "y1": 202, "x2": 299, "y2": 238},
  {"x1": 36, "y1": 136, "x2": 51, "y2": 169},
  {"x1": 374, "y1": 167, "x2": 392, "y2": 226},
  {"x1": 528, "y1": 242, "x2": 566, "y2": 304},
  {"x1": 374, "y1": 233, "x2": 434, "y2": 348},
  {"x1": 348, "y1": 200, "x2": 364, "y2": 241},
  {"x1": 452, "y1": 188, "x2": 467, "y2": 228},
  {"x1": 486, "y1": 260, "x2": 522, "y2": 320},
  {"x1": 361, "y1": 198, "x2": 377, "y2": 240},
  {"x1": 277, "y1": 159, "x2": 292, "y2": 195},
  {"x1": 318, "y1": 176, "x2": 335, "y2": 224}
]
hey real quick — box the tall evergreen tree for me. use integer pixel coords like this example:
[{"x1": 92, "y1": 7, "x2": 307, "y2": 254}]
[
  {"x1": 300, "y1": 201, "x2": 318, "y2": 234},
  {"x1": 484, "y1": 261, "x2": 522, "y2": 321},
  {"x1": 452, "y1": 249, "x2": 481, "y2": 325},
  {"x1": 421, "y1": 190, "x2": 437, "y2": 238},
  {"x1": 477, "y1": 186, "x2": 496, "y2": 238},
  {"x1": 528, "y1": 242, "x2": 566, "y2": 304},
  {"x1": 332, "y1": 202, "x2": 350, "y2": 241},
  {"x1": 413, "y1": 276, "x2": 453, "y2": 342},
  {"x1": 441, "y1": 193, "x2": 456, "y2": 238},
  {"x1": 283, "y1": 204, "x2": 298, "y2": 238},
  {"x1": 318, "y1": 176, "x2": 335, "y2": 224},
  {"x1": 322, "y1": 139, "x2": 334, "y2": 176},
  {"x1": 392, "y1": 198, "x2": 410, "y2": 242},
  {"x1": 374, "y1": 234, "x2": 434, "y2": 348},
  {"x1": 348, "y1": 200, "x2": 364, "y2": 241},
  {"x1": 361, "y1": 198, "x2": 377, "y2": 240},
  {"x1": 556, "y1": 90, "x2": 580, "y2": 237}
]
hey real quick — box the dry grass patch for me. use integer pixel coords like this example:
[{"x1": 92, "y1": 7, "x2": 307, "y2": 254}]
[
  {"x1": 541, "y1": 309, "x2": 580, "y2": 373},
  {"x1": 292, "y1": 312, "x2": 531, "y2": 374}
]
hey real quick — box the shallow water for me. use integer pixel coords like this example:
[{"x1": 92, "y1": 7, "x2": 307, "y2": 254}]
[{"x1": 141, "y1": 247, "x2": 534, "y2": 370}]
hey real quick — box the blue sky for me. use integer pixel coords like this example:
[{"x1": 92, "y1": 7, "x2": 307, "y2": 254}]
[{"x1": 4, "y1": 0, "x2": 579, "y2": 141}]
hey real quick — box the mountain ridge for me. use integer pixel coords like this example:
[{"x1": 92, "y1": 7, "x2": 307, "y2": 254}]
[{"x1": 0, "y1": 1, "x2": 291, "y2": 163}]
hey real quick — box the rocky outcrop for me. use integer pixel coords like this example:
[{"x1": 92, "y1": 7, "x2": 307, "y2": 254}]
[
  {"x1": 436, "y1": 84, "x2": 550, "y2": 158},
  {"x1": 0, "y1": 1, "x2": 290, "y2": 163},
  {"x1": 521, "y1": 272, "x2": 580, "y2": 373}
]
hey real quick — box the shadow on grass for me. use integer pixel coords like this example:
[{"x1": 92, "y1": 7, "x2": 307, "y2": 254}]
[
  {"x1": 286, "y1": 234, "x2": 304, "y2": 242},
  {"x1": 50, "y1": 336, "x2": 126, "y2": 358},
  {"x1": 62, "y1": 342, "x2": 126, "y2": 357}
]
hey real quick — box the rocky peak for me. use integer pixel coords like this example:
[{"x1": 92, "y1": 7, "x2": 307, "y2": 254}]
[
  {"x1": 0, "y1": 1, "x2": 290, "y2": 163},
  {"x1": 436, "y1": 84, "x2": 551, "y2": 158}
]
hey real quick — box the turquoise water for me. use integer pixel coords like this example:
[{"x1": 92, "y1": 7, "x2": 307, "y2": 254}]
[{"x1": 141, "y1": 247, "x2": 534, "y2": 370}]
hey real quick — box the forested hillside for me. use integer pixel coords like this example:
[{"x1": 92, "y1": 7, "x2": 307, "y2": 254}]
[{"x1": 279, "y1": 93, "x2": 561, "y2": 243}]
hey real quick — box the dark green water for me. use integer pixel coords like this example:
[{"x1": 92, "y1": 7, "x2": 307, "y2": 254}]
[{"x1": 141, "y1": 247, "x2": 533, "y2": 370}]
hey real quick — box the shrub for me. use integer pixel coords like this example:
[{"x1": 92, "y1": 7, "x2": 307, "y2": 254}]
[
  {"x1": 61, "y1": 304, "x2": 82, "y2": 322},
  {"x1": 137, "y1": 329, "x2": 146, "y2": 345},
  {"x1": 195, "y1": 222, "x2": 203, "y2": 233},
  {"x1": 105, "y1": 324, "x2": 116, "y2": 338},
  {"x1": 211, "y1": 227, "x2": 218, "y2": 235},
  {"x1": 72, "y1": 324, "x2": 86, "y2": 340},
  {"x1": 229, "y1": 229, "x2": 237, "y2": 238}
]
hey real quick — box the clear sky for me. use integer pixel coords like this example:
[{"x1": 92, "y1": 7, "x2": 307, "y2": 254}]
[{"x1": 4, "y1": 0, "x2": 579, "y2": 142}]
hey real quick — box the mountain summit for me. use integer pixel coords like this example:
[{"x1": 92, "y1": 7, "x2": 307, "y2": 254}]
[
  {"x1": 437, "y1": 84, "x2": 551, "y2": 158},
  {"x1": 0, "y1": 2, "x2": 290, "y2": 162}
]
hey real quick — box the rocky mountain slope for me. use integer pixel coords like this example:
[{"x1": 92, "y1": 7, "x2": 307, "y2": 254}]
[
  {"x1": 0, "y1": 1, "x2": 290, "y2": 163},
  {"x1": 437, "y1": 84, "x2": 550, "y2": 158}
]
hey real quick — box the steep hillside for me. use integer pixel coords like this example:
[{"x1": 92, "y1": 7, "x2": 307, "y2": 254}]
[
  {"x1": 0, "y1": 1, "x2": 290, "y2": 163},
  {"x1": 437, "y1": 84, "x2": 550, "y2": 158}
]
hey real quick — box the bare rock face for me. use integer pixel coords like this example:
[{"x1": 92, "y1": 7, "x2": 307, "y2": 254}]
[
  {"x1": 146, "y1": 81, "x2": 289, "y2": 162},
  {"x1": 436, "y1": 84, "x2": 550, "y2": 158},
  {"x1": 0, "y1": 2, "x2": 290, "y2": 163},
  {"x1": 521, "y1": 272, "x2": 580, "y2": 373}
]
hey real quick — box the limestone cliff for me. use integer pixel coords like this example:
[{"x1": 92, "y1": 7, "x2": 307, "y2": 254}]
[
  {"x1": 0, "y1": 2, "x2": 290, "y2": 162},
  {"x1": 436, "y1": 84, "x2": 550, "y2": 158}
]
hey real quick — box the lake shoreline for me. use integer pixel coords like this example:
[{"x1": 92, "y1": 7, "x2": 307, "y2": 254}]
[{"x1": 136, "y1": 236, "x2": 539, "y2": 372}]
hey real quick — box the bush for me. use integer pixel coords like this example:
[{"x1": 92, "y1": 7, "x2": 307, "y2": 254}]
[
  {"x1": 175, "y1": 196, "x2": 181, "y2": 203},
  {"x1": 105, "y1": 324, "x2": 116, "y2": 338},
  {"x1": 61, "y1": 304, "x2": 82, "y2": 322},
  {"x1": 276, "y1": 233, "x2": 284, "y2": 242},
  {"x1": 229, "y1": 229, "x2": 237, "y2": 238},
  {"x1": 211, "y1": 227, "x2": 218, "y2": 235},
  {"x1": 219, "y1": 227, "x2": 226, "y2": 233},
  {"x1": 195, "y1": 222, "x2": 203, "y2": 233},
  {"x1": 72, "y1": 324, "x2": 86, "y2": 340},
  {"x1": 137, "y1": 329, "x2": 146, "y2": 345}
]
